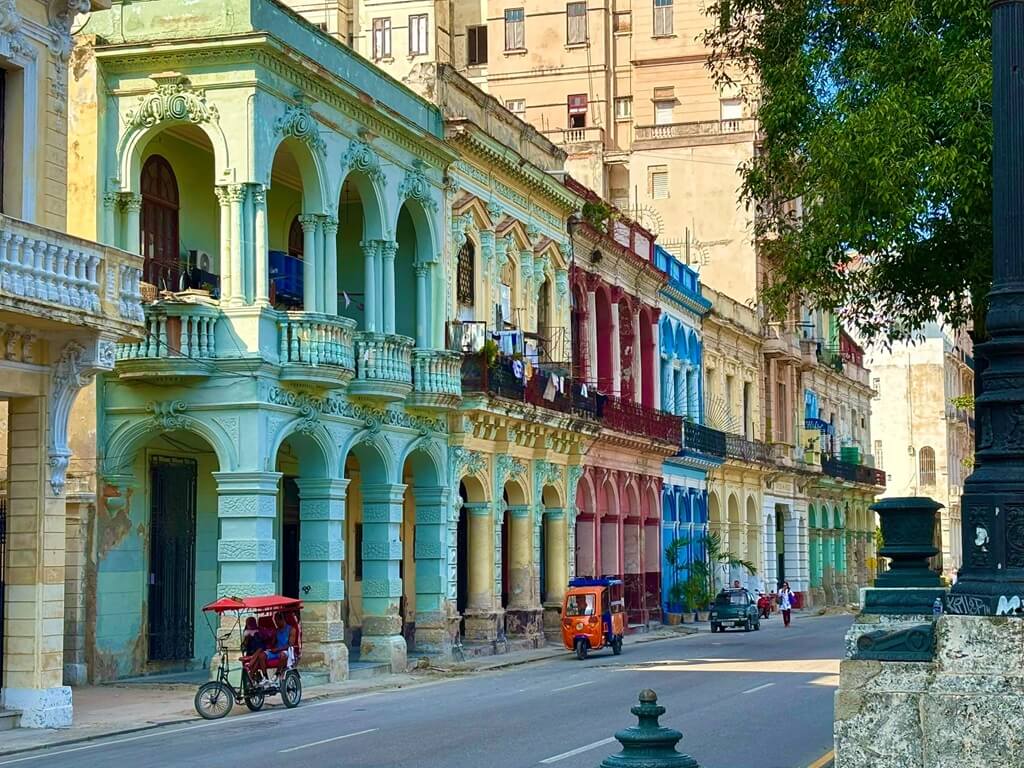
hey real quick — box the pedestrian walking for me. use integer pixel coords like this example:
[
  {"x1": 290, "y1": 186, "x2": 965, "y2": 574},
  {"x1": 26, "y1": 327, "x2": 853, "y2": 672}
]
[{"x1": 778, "y1": 582, "x2": 795, "y2": 627}]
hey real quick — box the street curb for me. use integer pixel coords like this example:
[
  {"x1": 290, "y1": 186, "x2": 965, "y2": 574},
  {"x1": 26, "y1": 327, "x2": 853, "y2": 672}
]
[{"x1": 0, "y1": 623, "x2": 732, "y2": 757}]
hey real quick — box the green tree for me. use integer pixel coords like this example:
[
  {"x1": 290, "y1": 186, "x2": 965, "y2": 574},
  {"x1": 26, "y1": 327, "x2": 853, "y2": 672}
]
[{"x1": 701, "y1": 0, "x2": 992, "y2": 343}]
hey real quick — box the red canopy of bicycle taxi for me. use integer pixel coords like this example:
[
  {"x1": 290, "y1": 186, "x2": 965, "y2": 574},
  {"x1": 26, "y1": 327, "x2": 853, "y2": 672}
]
[{"x1": 202, "y1": 596, "x2": 303, "y2": 614}]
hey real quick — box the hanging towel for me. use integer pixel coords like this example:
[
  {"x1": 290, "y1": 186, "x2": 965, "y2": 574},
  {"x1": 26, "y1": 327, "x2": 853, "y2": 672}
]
[{"x1": 543, "y1": 375, "x2": 557, "y2": 401}]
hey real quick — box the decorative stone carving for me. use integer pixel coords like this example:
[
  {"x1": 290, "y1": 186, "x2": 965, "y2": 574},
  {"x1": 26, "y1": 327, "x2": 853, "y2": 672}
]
[
  {"x1": 124, "y1": 76, "x2": 219, "y2": 131},
  {"x1": 486, "y1": 199, "x2": 504, "y2": 226},
  {"x1": 49, "y1": 339, "x2": 116, "y2": 495},
  {"x1": 275, "y1": 102, "x2": 327, "y2": 157},
  {"x1": 147, "y1": 400, "x2": 189, "y2": 431},
  {"x1": 340, "y1": 138, "x2": 385, "y2": 185},
  {"x1": 398, "y1": 159, "x2": 438, "y2": 212}
]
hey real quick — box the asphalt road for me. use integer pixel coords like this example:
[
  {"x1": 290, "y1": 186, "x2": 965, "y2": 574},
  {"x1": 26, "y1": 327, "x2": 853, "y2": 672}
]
[{"x1": 4, "y1": 613, "x2": 849, "y2": 768}]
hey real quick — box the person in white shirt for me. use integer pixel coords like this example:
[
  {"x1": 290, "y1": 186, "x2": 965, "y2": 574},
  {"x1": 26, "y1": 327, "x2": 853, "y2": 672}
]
[{"x1": 778, "y1": 581, "x2": 795, "y2": 627}]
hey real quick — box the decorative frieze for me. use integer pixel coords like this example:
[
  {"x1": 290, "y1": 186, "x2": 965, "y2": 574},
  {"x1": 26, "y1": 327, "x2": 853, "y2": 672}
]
[
  {"x1": 275, "y1": 101, "x2": 327, "y2": 157},
  {"x1": 340, "y1": 135, "x2": 385, "y2": 185},
  {"x1": 398, "y1": 159, "x2": 438, "y2": 213},
  {"x1": 266, "y1": 386, "x2": 446, "y2": 434},
  {"x1": 123, "y1": 76, "x2": 219, "y2": 131}
]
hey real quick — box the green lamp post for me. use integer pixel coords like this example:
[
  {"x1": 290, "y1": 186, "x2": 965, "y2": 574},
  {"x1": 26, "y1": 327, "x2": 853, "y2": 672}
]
[
  {"x1": 599, "y1": 690, "x2": 700, "y2": 768},
  {"x1": 947, "y1": 0, "x2": 1024, "y2": 616}
]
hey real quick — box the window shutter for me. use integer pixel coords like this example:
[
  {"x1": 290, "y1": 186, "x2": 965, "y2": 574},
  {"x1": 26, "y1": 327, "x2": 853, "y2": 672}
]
[{"x1": 652, "y1": 170, "x2": 669, "y2": 199}]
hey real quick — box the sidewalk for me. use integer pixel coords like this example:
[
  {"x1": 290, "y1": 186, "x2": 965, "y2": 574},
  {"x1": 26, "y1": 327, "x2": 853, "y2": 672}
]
[{"x1": 0, "y1": 624, "x2": 697, "y2": 756}]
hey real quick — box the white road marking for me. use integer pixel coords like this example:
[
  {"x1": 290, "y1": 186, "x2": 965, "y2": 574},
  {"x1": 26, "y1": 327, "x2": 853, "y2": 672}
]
[
  {"x1": 550, "y1": 680, "x2": 595, "y2": 692},
  {"x1": 742, "y1": 683, "x2": 775, "y2": 694},
  {"x1": 306, "y1": 691, "x2": 383, "y2": 708},
  {"x1": 539, "y1": 737, "x2": 617, "y2": 764},
  {"x1": 277, "y1": 728, "x2": 379, "y2": 753}
]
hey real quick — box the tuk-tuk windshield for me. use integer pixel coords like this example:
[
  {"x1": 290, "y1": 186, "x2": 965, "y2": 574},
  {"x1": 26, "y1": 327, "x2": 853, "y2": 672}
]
[
  {"x1": 715, "y1": 591, "x2": 748, "y2": 606},
  {"x1": 565, "y1": 593, "x2": 597, "y2": 616}
]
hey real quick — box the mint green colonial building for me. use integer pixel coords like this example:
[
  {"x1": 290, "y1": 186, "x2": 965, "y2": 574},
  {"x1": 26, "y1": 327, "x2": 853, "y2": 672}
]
[
  {"x1": 67, "y1": 0, "x2": 466, "y2": 682},
  {"x1": 64, "y1": 0, "x2": 587, "y2": 686}
]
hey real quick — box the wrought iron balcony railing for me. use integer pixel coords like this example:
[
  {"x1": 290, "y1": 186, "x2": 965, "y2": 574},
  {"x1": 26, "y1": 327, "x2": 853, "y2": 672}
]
[
  {"x1": 725, "y1": 433, "x2": 775, "y2": 464},
  {"x1": 821, "y1": 455, "x2": 887, "y2": 487},
  {"x1": 681, "y1": 421, "x2": 727, "y2": 458}
]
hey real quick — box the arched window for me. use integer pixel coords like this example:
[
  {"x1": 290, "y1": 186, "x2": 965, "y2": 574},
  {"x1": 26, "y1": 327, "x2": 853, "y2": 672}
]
[
  {"x1": 537, "y1": 278, "x2": 550, "y2": 335},
  {"x1": 288, "y1": 216, "x2": 304, "y2": 258},
  {"x1": 457, "y1": 241, "x2": 475, "y2": 307},
  {"x1": 140, "y1": 155, "x2": 180, "y2": 289},
  {"x1": 919, "y1": 446, "x2": 936, "y2": 486}
]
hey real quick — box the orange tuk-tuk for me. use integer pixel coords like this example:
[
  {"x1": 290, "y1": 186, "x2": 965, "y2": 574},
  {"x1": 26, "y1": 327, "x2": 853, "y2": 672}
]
[{"x1": 560, "y1": 577, "x2": 626, "y2": 659}]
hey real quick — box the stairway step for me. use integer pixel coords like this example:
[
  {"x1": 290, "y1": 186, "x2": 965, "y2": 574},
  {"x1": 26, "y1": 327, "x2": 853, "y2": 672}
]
[{"x1": 0, "y1": 709, "x2": 22, "y2": 731}]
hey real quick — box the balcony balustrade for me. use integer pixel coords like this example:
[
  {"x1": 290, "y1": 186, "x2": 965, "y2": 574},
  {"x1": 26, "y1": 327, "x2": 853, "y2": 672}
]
[
  {"x1": 350, "y1": 332, "x2": 414, "y2": 401},
  {"x1": 763, "y1": 324, "x2": 802, "y2": 361},
  {"x1": 725, "y1": 433, "x2": 775, "y2": 464},
  {"x1": 409, "y1": 348, "x2": 462, "y2": 410},
  {"x1": 116, "y1": 299, "x2": 221, "y2": 379},
  {"x1": 680, "y1": 421, "x2": 727, "y2": 458},
  {"x1": 278, "y1": 311, "x2": 356, "y2": 388},
  {"x1": 543, "y1": 126, "x2": 605, "y2": 148},
  {"x1": 634, "y1": 118, "x2": 757, "y2": 143},
  {"x1": 461, "y1": 352, "x2": 681, "y2": 443},
  {"x1": 821, "y1": 455, "x2": 887, "y2": 487},
  {"x1": 0, "y1": 214, "x2": 143, "y2": 327}
]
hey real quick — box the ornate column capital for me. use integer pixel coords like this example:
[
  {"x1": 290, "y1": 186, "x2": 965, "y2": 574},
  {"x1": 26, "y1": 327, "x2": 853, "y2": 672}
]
[
  {"x1": 298, "y1": 214, "x2": 320, "y2": 233},
  {"x1": 379, "y1": 239, "x2": 398, "y2": 260},
  {"x1": 119, "y1": 192, "x2": 142, "y2": 212}
]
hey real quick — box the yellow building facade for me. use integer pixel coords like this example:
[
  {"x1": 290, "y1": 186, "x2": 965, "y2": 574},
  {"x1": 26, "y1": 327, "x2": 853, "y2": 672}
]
[{"x1": 0, "y1": 0, "x2": 144, "y2": 728}]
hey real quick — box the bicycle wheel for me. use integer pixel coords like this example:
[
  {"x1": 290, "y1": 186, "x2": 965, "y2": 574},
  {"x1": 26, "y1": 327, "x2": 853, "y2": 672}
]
[
  {"x1": 281, "y1": 670, "x2": 302, "y2": 708},
  {"x1": 195, "y1": 681, "x2": 234, "y2": 720},
  {"x1": 242, "y1": 673, "x2": 265, "y2": 712}
]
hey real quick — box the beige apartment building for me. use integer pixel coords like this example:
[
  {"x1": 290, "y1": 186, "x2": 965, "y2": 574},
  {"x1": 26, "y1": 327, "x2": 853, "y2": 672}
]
[
  {"x1": 865, "y1": 325, "x2": 974, "y2": 580},
  {"x1": 280, "y1": 0, "x2": 756, "y2": 302}
]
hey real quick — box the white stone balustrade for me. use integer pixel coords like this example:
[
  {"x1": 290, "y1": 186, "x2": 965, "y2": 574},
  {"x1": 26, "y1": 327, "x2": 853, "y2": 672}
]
[
  {"x1": 117, "y1": 301, "x2": 220, "y2": 360},
  {"x1": 412, "y1": 349, "x2": 462, "y2": 397},
  {"x1": 0, "y1": 214, "x2": 143, "y2": 324},
  {"x1": 351, "y1": 332, "x2": 414, "y2": 400},
  {"x1": 278, "y1": 311, "x2": 355, "y2": 370}
]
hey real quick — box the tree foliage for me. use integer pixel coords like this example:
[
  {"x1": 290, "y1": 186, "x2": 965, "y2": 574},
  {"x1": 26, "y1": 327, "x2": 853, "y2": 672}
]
[{"x1": 702, "y1": 0, "x2": 992, "y2": 343}]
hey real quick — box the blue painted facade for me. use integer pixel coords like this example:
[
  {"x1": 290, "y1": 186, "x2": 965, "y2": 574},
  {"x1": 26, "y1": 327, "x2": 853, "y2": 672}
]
[{"x1": 654, "y1": 246, "x2": 719, "y2": 615}]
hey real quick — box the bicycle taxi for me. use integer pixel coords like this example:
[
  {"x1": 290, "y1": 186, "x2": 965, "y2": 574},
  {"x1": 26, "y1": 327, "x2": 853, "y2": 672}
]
[
  {"x1": 560, "y1": 577, "x2": 626, "y2": 660},
  {"x1": 194, "y1": 595, "x2": 303, "y2": 719}
]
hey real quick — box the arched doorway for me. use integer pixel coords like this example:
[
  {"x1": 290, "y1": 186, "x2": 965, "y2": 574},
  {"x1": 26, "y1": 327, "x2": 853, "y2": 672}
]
[
  {"x1": 140, "y1": 154, "x2": 180, "y2": 290},
  {"x1": 575, "y1": 474, "x2": 597, "y2": 578},
  {"x1": 595, "y1": 287, "x2": 613, "y2": 392},
  {"x1": 338, "y1": 170, "x2": 386, "y2": 331}
]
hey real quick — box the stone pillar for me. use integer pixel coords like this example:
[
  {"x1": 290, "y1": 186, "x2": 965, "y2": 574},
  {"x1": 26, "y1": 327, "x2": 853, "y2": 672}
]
[
  {"x1": 121, "y1": 193, "x2": 142, "y2": 256},
  {"x1": 359, "y1": 483, "x2": 407, "y2": 672},
  {"x1": 610, "y1": 304, "x2": 622, "y2": 397},
  {"x1": 542, "y1": 509, "x2": 568, "y2": 638},
  {"x1": 812, "y1": 530, "x2": 826, "y2": 606},
  {"x1": 763, "y1": 501, "x2": 777, "y2": 589},
  {"x1": 414, "y1": 263, "x2": 429, "y2": 348},
  {"x1": 381, "y1": 240, "x2": 397, "y2": 335},
  {"x1": 676, "y1": 368, "x2": 687, "y2": 418},
  {"x1": 586, "y1": 290, "x2": 598, "y2": 386},
  {"x1": 102, "y1": 192, "x2": 119, "y2": 248},
  {"x1": 315, "y1": 218, "x2": 327, "y2": 313},
  {"x1": 295, "y1": 478, "x2": 348, "y2": 682},
  {"x1": 660, "y1": 360, "x2": 673, "y2": 413},
  {"x1": 213, "y1": 471, "x2": 280, "y2": 598},
  {"x1": 322, "y1": 216, "x2": 338, "y2": 315},
  {"x1": 374, "y1": 241, "x2": 386, "y2": 332},
  {"x1": 300, "y1": 215, "x2": 319, "y2": 313},
  {"x1": 835, "y1": 525, "x2": 849, "y2": 604},
  {"x1": 652, "y1": 321, "x2": 661, "y2": 407},
  {"x1": 252, "y1": 186, "x2": 270, "y2": 306},
  {"x1": 361, "y1": 240, "x2": 377, "y2": 332},
  {"x1": 506, "y1": 505, "x2": 541, "y2": 639},
  {"x1": 215, "y1": 187, "x2": 231, "y2": 299},
  {"x1": 823, "y1": 530, "x2": 836, "y2": 604},
  {"x1": 411, "y1": 487, "x2": 451, "y2": 654},
  {"x1": 226, "y1": 184, "x2": 246, "y2": 306},
  {"x1": 632, "y1": 309, "x2": 642, "y2": 402},
  {"x1": 2, "y1": 396, "x2": 71, "y2": 727},
  {"x1": 242, "y1": 183, "x2": 255, "y2": 303},
  {"x1": 463, "y1": 502, "x2": 497, "y2": 641}
]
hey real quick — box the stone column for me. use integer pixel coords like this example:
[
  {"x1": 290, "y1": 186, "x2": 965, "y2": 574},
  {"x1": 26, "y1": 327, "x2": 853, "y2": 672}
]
[
  {"x1": 102, "y1": 192, "x2": 119, "y2": 248},
  {"x1": 676, "y1": 367, "x2": 687, "y2": 418},
  {"x1": 359, "y1": 483, "x2": 407, "y2": 672},
  {"x1": 295, "y1": 478, "x2": 348, "y2": 682},
  {"x1": 375, "y1": 240, "x2": 387, "y2": 332},
  {"x1": 215, "y1": 187, "x2": 231, "y2": 299},
  {"x1": 2, "y1": 396, "x2": 71, "y2": 727},
  {"x1": 121, "y1": 193, "x2": 142, "y2": 256},
  {"x1": 316, "y1": 218, "x2": 327, "y2": 313},
  {"x1": 652, "y1": 321, "x2": 661, "y2": 407},
  {"x1": 463, "y1": 502, "x2": 497, "y2": 641},
  {"x1": 242, "y1": 183, "x2": 255, "y2": 303},
  {"x1": 542, "y1": 509, "x2": 568, "y2": 638},
  {"x1": 252, "y1": 186, "x2": 269, "y2": 307},
  {"x1": 835, "y1": 525, "x2": 849, "y2": 604},
  {"x1": 322, "y1": 216, "x2": 339, "y2": 315},
  {"x1": 213, "y1": 471, "x2": 280, "y2": 598},
  {"x1": 226, "y1": 184, "x2": 246, "y2": 306},
  {"x1": 505, "y1": 505, "x2": 541, "y2": 639},
  {"x1": 610, "y1": 304, "x2": 622, "y2": 396},
  {"x1": 586, "y1": 290, "x2": 598, "y2": 386},
  {"x1": 632, "y1": 309, "x2": 642, "y2": 402},
  {"x1": 411, "y1": 487, "x2": 451, "y2": 654},
  {"x1": 414, "y1": 263, "x2": 429, "y2": 348},
  {"x1": 661, "y1": 359, "x2": 673, "y2": 413},
  {"x1": 822, "y1": 530, "x2": 836, "y2": 604},
  {"x1": 381, "y1": 240, "x2": 397, "y2": 335},
  {"x1": 300, "y1": 215, "x2": 319, "y2": 312},
  {"x1": 763, "y1": 505, "x2": 777, "y2": 589},
  {"x1": 361, "y1": 240, "x2": 378, "y2": 332}
]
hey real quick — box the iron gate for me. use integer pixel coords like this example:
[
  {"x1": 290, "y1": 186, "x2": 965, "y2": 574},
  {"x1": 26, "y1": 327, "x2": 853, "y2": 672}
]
[{"x1": 148, "y1": 456, "x2": 197, "y2": 662}]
